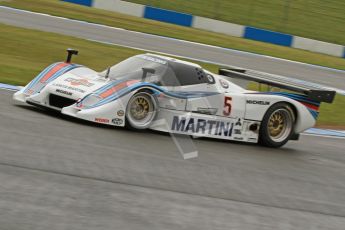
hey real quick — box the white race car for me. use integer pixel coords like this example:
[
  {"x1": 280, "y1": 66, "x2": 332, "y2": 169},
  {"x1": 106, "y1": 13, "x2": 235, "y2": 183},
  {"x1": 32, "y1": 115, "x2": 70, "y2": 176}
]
[{"x1": 14, "y1": 49, "x2": 335, "y2": 147}]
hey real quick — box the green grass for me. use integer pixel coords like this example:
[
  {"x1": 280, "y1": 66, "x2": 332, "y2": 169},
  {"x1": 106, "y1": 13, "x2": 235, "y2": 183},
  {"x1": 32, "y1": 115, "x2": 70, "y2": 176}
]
[
  {"x1": 0, "y1": 23, "x2": 218, "y2": 86},
  {"x1": 128, "y1": 0, "x2": 345, "y2": 45},
  {"x1": 2, "y1": 0, "x2": 345, "y2": 71},
  {"x1": 0, "y1": 24, "x2": 343, "y2": 127},
  {"x1": 317, "y1": 95, "x2": 345, "y2": 127}
]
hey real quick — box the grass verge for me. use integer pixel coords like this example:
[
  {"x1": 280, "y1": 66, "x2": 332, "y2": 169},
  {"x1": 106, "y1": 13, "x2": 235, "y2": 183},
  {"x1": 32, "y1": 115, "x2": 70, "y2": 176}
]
[
  {"x1": 1, "y1": 0, "x2": 345, "y2": 71},
  {"x1": 0, "y1": 24, "x2": 344, "y2": 127}
]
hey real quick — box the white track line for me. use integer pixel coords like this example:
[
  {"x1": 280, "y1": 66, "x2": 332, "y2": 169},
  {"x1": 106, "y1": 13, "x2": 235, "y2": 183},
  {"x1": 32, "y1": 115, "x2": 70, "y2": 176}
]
[{"x1": 301, "y1": 133, "x2": 345, "y2": 139}]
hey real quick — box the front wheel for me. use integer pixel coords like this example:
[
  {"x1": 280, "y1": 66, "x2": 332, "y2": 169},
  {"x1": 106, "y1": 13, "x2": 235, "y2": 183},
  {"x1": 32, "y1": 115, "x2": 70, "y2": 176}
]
[
  {"x1": 259, "y1": 103, "x2": 295, "y2": 148},
  {"x1": 125, "y1": 92, "x2": 157, "y2": 130}
]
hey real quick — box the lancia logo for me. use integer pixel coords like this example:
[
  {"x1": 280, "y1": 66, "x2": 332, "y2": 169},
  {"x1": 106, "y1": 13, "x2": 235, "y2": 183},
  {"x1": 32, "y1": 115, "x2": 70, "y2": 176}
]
[{"x1": 65, "y1": 78, "x2": 94, "y2": 87}]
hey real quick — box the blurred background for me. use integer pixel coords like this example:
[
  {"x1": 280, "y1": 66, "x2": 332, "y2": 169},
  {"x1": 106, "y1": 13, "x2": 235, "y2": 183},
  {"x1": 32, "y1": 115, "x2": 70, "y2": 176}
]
[{"x1": 127, "y1": 0, "x2": 345, "y2": 45}]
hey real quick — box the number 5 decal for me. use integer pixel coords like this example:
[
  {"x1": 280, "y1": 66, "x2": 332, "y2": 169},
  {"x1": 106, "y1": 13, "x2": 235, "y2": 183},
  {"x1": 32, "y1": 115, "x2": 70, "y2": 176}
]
[{"x1": 223, "y1": 96, "x2": 232, "y2": 116}]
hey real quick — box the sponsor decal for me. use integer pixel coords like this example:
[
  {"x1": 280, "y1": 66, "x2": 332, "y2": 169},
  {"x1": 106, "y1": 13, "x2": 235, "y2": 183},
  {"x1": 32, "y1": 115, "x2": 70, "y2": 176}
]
[
  {"x1": 234, "y1": 137, "x2": 244, "y2": 141},
  {"x1": 235, "y1": 118, "x2": 242, "y2": 126},
  {"x1": 112, "y1": 118, "x2": 123, "y2": 125},
  {"x1": 234, "y1": 119, "x2": 242, "y2": 135},
  {"x1": 95, "y1": 118, "x2": 109, "y2": 123},
  {"x1": 219, "y1": 79, "x2": 229, "y2": 89},
  {"x1": 117, "y1": 110, "x2": 125, "y2": 117},
  {"x1": 248, "y1": 137, "x2": 258, "y2": 142},
  {"x1": 56, "y1": 89, "x2": 72, "y2": 96},
  {"x1": 234, "y1": 129, "x2": 242, "y2": 135},
  {"x1": 65, "y1": 78, "x2": 94, "y2": 87},
  {"x1": 171, "y1": 116, "x2": 234, "y2": 137},
  {"x1": 197, "y1": 107, "x2": 217, "y2": 115},
  {"x1": 246, "y1": 100, "x2": 270, "y2": 105},
  {"x1": 139, "y1": 55, "x2": 167, "y2": 65},
  {"x1": 53, "y1": 83, "x2": 86, "y2": 93}
]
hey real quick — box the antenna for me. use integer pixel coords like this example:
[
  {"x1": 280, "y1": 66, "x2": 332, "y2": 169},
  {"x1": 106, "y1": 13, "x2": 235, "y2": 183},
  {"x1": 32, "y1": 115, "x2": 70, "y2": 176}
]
[{"x1": 66, "y1": 48, "x2": 79, "y2": 63}]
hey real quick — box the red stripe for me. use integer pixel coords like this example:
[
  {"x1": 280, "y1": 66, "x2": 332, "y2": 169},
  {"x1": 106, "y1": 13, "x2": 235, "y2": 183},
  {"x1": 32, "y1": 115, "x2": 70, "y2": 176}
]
[
  {"x1": 100, "y1": 80, "x2": 139, "y2": 98},
  {"x1": 301, "y1": 102, "x2": 319, "y2": 111},
  {"x1": 40, "y1": 63, "x2": 69, "y2": 83}
]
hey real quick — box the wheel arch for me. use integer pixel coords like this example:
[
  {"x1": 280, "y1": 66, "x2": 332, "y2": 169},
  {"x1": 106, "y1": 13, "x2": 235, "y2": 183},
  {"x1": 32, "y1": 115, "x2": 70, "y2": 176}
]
[
  {"x1": 279, "y1": 99, "x2": 316, "y2": 133},
  {"x1": 125, "y1": 89, "x2": 159, "y2": 130},
  {"x1": 258, "y1": 101, "x2": 296, "y2": 147},
  {"x1": 244, "y1": 94, "x2": 315, "y2": 133},
  {"x1": 135, "y1": 87, "x2": 155, "y2": 95}
]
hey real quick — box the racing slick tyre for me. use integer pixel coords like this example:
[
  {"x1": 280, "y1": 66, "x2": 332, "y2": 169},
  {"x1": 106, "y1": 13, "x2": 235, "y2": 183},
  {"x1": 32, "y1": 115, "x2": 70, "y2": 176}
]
[
  {"x1": 259, "y1": 102, "x2": 295, "y2": 148},
  {"x1": 125, "y1": 91, "x2": 157, "y2": 130}
]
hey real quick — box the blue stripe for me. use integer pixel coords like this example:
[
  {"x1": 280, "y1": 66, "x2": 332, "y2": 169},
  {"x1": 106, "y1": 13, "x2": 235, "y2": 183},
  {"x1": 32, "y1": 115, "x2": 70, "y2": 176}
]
[
  {"x1": 284, "y1": 94, "x2": 319, "y2": 105},
  {"x1": 45, "y1": 64, "x2": 80, "y2": 84},
  {"x1": 92, "y1": 83, "x2": 168, "y2": 108},
  {"x1": 25, "y1": 63, "x2": 59, "y2": 93},
  {"x1": 26, "y1": 64, "x2": 81, "y2": 94},
  {"x1": 262, "y1": 92, "x2": 320, "y2": 106},
  {"x1": 252, "y1": 92, "x2": 320, "y2": 119},
  {"x1": 94, "y1": 79, "x2": 127, "y2": 95},
  {"x1": 308, "y1": 109, "x2": 319, "y2": 119},
  {"x1": 244, "y1": 27, "x2": 293, "y2": 47},
  {"x1": 86, "y1": 82, "x2": 219, "y2": 109},
  {"x1": 61, "y1": 0, "x2": 93, "y2": 7},
  {"x1": 78, "y1": 79, "x2": 128, "y2": 107},
  {"x1": 144, "y1": 6, "x2": 193, "y2": 27}
]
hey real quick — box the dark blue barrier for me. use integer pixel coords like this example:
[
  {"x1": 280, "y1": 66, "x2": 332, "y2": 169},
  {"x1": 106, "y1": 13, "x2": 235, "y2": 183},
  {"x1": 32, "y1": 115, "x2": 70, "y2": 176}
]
[
  {"x1": 144, "y1": 6, "x2": 193, "y2": 27},
  {"x1": 343, "y1": 49, "x2": 345, "y2": 59},
  {"x1": 244, "y1": 27, "x2": 293, "y2": 47},
  {"x1": 62, "y1": 0, "x2": 93, "y2": 7}
]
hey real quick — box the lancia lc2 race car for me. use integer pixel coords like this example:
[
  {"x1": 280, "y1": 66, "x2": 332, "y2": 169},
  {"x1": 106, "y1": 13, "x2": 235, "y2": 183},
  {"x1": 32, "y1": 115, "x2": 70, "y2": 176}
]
[{"x1": 13, "y1": 49, "x2": 335, "y2": 147}]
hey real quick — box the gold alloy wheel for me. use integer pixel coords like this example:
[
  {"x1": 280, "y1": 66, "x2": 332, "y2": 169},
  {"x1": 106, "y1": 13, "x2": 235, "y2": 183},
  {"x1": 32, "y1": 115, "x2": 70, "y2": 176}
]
[
  {"x1": 126, "y1": 92, "x2": 157, "y2": 129},
  {"x1": 267, "y1": 108, "x2": 293, "y2": 142},
  {"x1": 268, "y1": 111, "x2": 285, "y2": 137},
  {"x1": 129, "y1": 96, "x2": 150, "y2": 120}
]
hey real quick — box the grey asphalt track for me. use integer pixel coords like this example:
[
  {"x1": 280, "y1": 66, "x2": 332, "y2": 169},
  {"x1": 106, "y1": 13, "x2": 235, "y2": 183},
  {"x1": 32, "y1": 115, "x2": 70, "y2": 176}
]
[
  {"x1": 0, "y1": 6, "x2": 345, "y2": 91},
  {"x1": 1, "y1": 6, "x2": 345, "y2": 230},
  {"x1": 1, "y1": 89, "x2": 345, "y2": 229}
]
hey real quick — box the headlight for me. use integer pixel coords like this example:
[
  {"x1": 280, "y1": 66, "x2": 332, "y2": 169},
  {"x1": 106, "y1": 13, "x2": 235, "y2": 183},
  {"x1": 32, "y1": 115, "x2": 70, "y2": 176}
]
[{"x1": 78, "y1": 94, "x2": 102, "y2": 108}]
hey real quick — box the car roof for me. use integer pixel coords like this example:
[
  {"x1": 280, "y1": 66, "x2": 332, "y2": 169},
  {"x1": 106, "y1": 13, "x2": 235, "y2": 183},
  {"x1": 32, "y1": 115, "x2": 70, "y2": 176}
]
[{"x1": 142, "y1": 53, "x2": 202, "y2": 68}]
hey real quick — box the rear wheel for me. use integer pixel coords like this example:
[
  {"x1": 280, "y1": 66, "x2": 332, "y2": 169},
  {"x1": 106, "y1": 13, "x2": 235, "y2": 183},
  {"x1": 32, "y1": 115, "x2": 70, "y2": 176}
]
[
  {"x1": 125, "y1": 92, "x2": 157, "y2": 130},
  {"x1": 259, "y1": 103, "x2": 295, "y2": 148}
]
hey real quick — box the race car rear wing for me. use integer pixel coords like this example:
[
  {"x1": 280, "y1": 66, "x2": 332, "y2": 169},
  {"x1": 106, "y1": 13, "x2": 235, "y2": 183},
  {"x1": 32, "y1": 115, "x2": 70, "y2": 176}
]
[{"x1": 219, "y1": 68, "x2": 336, "y2": 103}]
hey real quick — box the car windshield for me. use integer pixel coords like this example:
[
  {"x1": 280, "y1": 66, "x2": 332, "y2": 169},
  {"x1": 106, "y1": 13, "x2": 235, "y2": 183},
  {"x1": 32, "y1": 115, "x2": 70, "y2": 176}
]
[
  {"x1": 99, "y1": 55, "x2": 168, "y2": 79},
  {"x1": 99, "y1": 54, "x2": 210, "y2": 86}
]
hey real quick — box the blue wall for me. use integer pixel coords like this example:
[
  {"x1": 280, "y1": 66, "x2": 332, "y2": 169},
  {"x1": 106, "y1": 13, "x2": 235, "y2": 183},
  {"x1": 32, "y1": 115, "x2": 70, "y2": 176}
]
[
  {"x1": 144, "y1": 6, "x2": 193, "y2": 27},
  {"x1": 61, "y1": 0, "x2": 345, "y2": 58},
  {"x1": 244, "y1": 27, "x2": 293, "y2": 47},
  {"x1": 62, "y1": 0, "x2": 93, "y2": 7}
]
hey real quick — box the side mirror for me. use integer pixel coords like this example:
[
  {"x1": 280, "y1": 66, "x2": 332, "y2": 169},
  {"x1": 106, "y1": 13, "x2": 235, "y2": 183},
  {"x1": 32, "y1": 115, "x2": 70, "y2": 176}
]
[
  {"x1": 66, "y1": 48, "x2": 79, "y2": 63},
  {"x1": 142, "y1": 68, "x2": 156, "y2": 81}
]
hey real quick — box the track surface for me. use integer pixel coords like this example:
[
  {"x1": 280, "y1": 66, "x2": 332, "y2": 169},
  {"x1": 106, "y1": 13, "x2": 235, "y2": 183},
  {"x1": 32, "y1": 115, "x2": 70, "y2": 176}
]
[
  {"x1": 1, "y1": 6, "x2": 345, "y2": 230},
  {"x1": 0, "y1": 6, "x2": 345, "y2": 91},
  {"x1": 1, "y1": 90, "x2": 345, "y2": 229}
]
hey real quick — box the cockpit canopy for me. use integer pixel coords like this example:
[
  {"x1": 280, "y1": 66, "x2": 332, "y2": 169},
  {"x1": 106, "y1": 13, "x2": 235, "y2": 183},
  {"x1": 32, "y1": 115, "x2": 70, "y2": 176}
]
[{"x1": 99, "y1": 54, "x2": 214, "y2": 86}]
